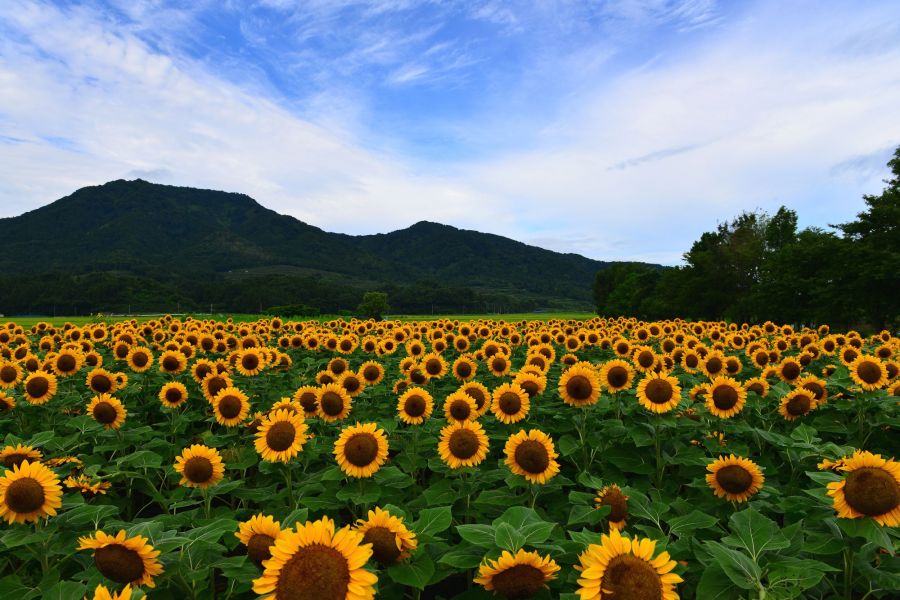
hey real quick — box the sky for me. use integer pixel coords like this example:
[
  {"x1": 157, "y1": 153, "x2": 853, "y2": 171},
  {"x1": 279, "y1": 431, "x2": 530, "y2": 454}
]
[{"x1": 1, "y1": 0, "x2": 899, "y2": 264}]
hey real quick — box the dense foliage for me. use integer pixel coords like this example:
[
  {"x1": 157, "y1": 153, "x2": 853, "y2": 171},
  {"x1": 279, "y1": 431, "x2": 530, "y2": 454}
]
[
  {"x1": 594, "y1": 147, "x2": 900, "y2": 329},
  {"x1": 0, "y1": 315, "x2": 898, "y2": 600}
]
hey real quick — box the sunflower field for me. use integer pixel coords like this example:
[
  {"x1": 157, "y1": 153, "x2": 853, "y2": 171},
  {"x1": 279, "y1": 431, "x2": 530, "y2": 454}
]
[{"x1": 0, "y1": 316, "x2": 898, "y2": 600}]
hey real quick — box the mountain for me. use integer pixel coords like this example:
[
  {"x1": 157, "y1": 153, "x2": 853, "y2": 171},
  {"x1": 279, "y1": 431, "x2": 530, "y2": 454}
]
[{"x1": 0, "y1": 180, "x2": 632, "y2": 314}]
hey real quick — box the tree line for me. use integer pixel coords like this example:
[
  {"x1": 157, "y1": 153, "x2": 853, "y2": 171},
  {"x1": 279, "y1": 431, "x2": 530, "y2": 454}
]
[{"x1": 593, "y1": 146, "x2": 900, "y2": 330}]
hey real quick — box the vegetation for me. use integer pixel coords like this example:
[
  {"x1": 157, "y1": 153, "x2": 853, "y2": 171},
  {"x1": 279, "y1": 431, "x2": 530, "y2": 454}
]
[
  {"x1": 0, "y1": 315, "x2": 898, "y2": 599},
  {"x1": 594, "y1": 147, "x2": 900, "y2": 329},
  {"x1": 357, "y1": 292, "x2": 390, "y2": 321}
]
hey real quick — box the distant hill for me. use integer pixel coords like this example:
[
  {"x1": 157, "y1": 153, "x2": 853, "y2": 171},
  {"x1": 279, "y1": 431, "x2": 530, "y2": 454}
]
[{"x1": 0, "y1": 180, "x2": 641, "y2": 315}]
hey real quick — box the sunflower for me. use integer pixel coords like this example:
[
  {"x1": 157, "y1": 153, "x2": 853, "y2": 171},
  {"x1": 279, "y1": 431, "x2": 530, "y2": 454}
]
[
  {"x1": 355, "y1": 506, "x2": 418, "y2": 565},
  {"x1": 293, "y1": 385, "x2": 320, "y2": 418},
  {"x1": 358, "y1": 361, "x2": 385, "y2": 386},
  {"x1": 421, "y1": 352, "x2": 449, "y2": 378},
  {"x1": 452, "y1": 355, "x2": 478, "y2": 381},
  {"x1": 173, "y1": 444, "x2": 225, "y2": 489},
  {"x1": 595, "y1": 484, "x2": 629, "y2": 531},
  {"x1": 1, "y1": 444, "x2": 42, "y2": 469},
  {"x1": 87, "y1": 394, "x2": 127, "y2": 429},
  {"x1": 599, "y1": 360, "x2": 634, "y2": 393},
  {"x1": 334, "y1": 422, "x2": 389, "y2": 478},
  {"x1": 85, "y1": 367, "x2": 118, "y2": 395},
  {"x1": 826, "y1": 450, "x2": 900, "y2": 526},
  {"x1": 125, "y1": 347, "x2": 153, "y2": 373},
  {"x1": 504, "y1": 429, "x2": 560, "y2": 484},
  {"x1": 631, "y1": 346, "x2": 658, "y2": 373},
  {"x1": 158, "y1": 350, "x2": 187, "y2": 374},
  {"x1": 706, "y1": 454, "x2": 764, "y2": 502},
  {"x1": 796, "y1": 375, "x2": 828, "y2": 404},
  {"x1": 201, "y1": 372, "x2": 232, "y2": 403},
  {"x1": 559, "y1": 365, "x2": 601, "y2": 407},
  {"x1": 0, "y1": 360, "x2": 23, "y2": 389},
  {"x1": 848, "y1": 355, "x2": 888, "y2": 391},
  {"x1": 435, "y1": 389, "x2": 473, "y2": 421},
  {"x1": 636, "y1": 373, "x2": 682, "y2": 414},
  {"x1": 317, "y1": 383, "x2": 353, "y2": 422},
  {"x1": 236, "y1": 514, "x2": 284, "y2": 567},
  {"x1": 397, "y1": 387, "x2": 434, "y2": 425},
  {"x1": 338, "y1": 371, "x2": 366, "y2": 397},
  {"x1": 78, "y1": 530, "x2": 164, "y2": 588},
  {"x1": 438, "y1": 420, "x2": 490, "y2": 469},
  {"x1": 487, "y1": 354, "x2": 512, "y2": 378},
  {"x1": 64, "y1": 474, "x2": 111, "y2": 498},
  {"x1": 461, "y1": 381, "x2": 492, "y2": 416},
  {"x1": 190, "y1": 358, "x2": 217, "y2": 384},
  {"x1": 158, "y1": 381, "x2": 188, "y2": 408},
  {"x1": 743, "y1": 377, "x2": 769, "y2": 398},
  {"x1": 89, "y1": 583, "x2": 133, "y2": 600},
  {"x1": 0, "y1": 391, "x2": 16, "y2": 412},
  {"x1": 776, "y1": 357, "x2": 803, "y2": 384},
  {"x1": 492, "y1": 383, "x2": 530, "y2": 424},
  {"x1": 212, "y1": 386, "x2": 251, "y2": 426},
  {"x1": 51, "y1": 348, "x2": 83, "y2": 377},
  {"x1": 23, "y1": 370, "x2": 58, "y2": 404},
  {"x1": 474, "y1": 549, "x2": 560, "y2": 599},
  {"x1": 700, "y1": 350, "x2": 727, "y2": 379},
  {"x1": 704, "y1": 376, "x2": 746, "y2": 419},
  {"x1": 576, "y1": 528, "x2": 682, "y2": 600},
  {"x1": 235, "y1": 348, "x2": 266, "y2": 376},
  {"x1": 255, "y1": 409, "x2": 309, "y2": 463},
  {"x1": 778, "y1": 388, "x2": 817, "y2": 421},
  {"x1": 252, "y1": 516, "x2": 377, "y2": 600},
  {"x1": 513, "y1": 371, "x2": 546, "y2": 400},
  {"x1": 0, "y1": 460, "x2": 62, "y2": 523}
]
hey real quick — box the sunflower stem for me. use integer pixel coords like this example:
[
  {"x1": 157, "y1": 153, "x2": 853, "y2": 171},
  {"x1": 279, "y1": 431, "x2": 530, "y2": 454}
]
[
  {"x1": 653, "y1": 416, "x2": 664, "y2": 489},
  {"x1": 203, "y1": 489, "x2": 213, "y2": 519},
  {"x1": 843, "y1": 547, "x2": 855, "y2": 600}
]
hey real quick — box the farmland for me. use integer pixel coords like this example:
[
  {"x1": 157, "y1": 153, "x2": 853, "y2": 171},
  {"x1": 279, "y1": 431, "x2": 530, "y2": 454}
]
[{"x1": 0, "y1": 316, "x2": 898, "y2": 600}]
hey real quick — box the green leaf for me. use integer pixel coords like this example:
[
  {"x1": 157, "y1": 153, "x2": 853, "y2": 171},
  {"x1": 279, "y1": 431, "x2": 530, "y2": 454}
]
[
  {"x1": 438, "y1": 546, "x2": 484, "y2": 569},
  {"x1": 557, "y1": 434, "x2": 579, "y2": 457},
  {"x1": 667, "y1": 510, "x2": 719, "y2": 537},
  {"x1": 722, "y1": 508, "x2": 789, "y2": 560},
  {"x1": 117, "y1": 450, "x2": 163, "y2": 469},
  {"x1": 41, "y1": 581, "x2": 85, "y2": 600},
  {"x1": 494, "y1": 522, "x2": 525, "y2": 551},
  {"x1": 281, "y1": 508, "x2": 309, "y2": 528},
  {"x1": 567, "y1": 505, "x2": 594, "y2": 525},
  {"x1": 520, "y1": 521, "x2": 556, "y2": 545},
  {"x1": 837, "y1": 517, "x2": 894, "y2": 552},
  {"x1": 767, "y1": 557, "x2": 836, "y2": 593},
  {"x1": 456, "y1": 524, "x2": 495, "y2": 548},
  {"x1": 704, "y1": 541, "x2": 761, "y2": 589},
  {"x1": 696, "y1": 563, "x2": 737, "y2": 600},
  {"x1": 388, "y1": 553, "x2": 434, "y2": 590},
  {"x1": 415, "y1": 506, "x2": 453, "y2": 539},
  {"x1": 492, "y1": 506, "x2": 542, "y2": 529}
]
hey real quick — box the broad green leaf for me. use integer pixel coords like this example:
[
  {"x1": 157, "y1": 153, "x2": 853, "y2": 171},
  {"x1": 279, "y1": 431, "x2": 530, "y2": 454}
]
[
  {"x1": 520, "y1": 521, "x2": 556, "y2": 545},
  {"x1": 494, "y1": 522, "x2": 525, "y2": 551},
  {"x1": 388, "y1": 552, "x2": 434, "y2": 590},
  {"x1": 704, "y1": 541, "x2": 761, "y2": 589},
  {"x1": 667, "y1": 510, "x2": 719, "y2": 537},
  {"x1": 696, "y1": 563, "x2": 737, "y2": 599},
  {"x1": 415, "y1": 506, "x2": 453, "y2": 539},
  {"x1": 723, "y1": 508, "x2": 789, "y2": 559},
  {"x1": 40, "y1": 581, "x2": 85, "y2": 600},
  {"x1": 492, "y1": 506, "x2": 542, "y2": 529},
  {"x1": 456, "y1": 524, "x2": 495, "y2": 548}
]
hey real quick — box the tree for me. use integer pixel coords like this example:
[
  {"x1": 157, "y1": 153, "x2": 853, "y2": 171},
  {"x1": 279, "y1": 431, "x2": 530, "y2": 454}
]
[{"x1": 357, "y1": 292, "x2": 390, "y2": 320}]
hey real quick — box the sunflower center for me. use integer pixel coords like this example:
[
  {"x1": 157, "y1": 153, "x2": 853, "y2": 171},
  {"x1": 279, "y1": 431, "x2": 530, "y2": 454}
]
[
  {"x1": 466, "y1": 388, "x2": 486, "y2": 410},
  {"x1": 520, "y1": 380, "x2": 539, "y2": 398},
  {"x1": 716, "y1": 465, "x2": 753, "y2": 494},
  {"x1": 856, "y1": 361, "x2": 882, "y2": 384},
  {"x1": 298, "y1": 392, "x2": 318, "y2": 413},
  {"x1": 4, "y1": 477, "x2": 45, "y2": 514},
  {"x1": 165, "y1": 388, "x2": 184, "y2": 405},
  {"x1": 606, "y1": 366, "x2": 628, "y2": 388},
  {"x1": 342, "y1": 377, "x2": 361, "y2": 393},
  {"x1": 566, "y1": 375, "x2": 593, "y2": 400},
  {"x1": 490, "y1": 563, "x2": 546, "y2": 599},
  {"x1": 363, "y1": 366, "x2": 380, "y2": 382},
  {"x1": 843, "y1": 467, "x2": 900, "y2": 516},
  {"x1": 645, "y1": 379, "x2": 673, "y2": 404},
  {"x1": 93, "y1": 374, "x2": 113, "y2": 393},
  {"x1": 456, "y1": 362, "x2": 472, "y2": 377},
  {"x1": 637, "y1": 351, "x2": 654, "y2": 368},
  {"x1": 802, "y1": 382, "x2": 825, "y2": 400},
  {"x1": 94, "y1": 544, "x2": 146, "y2": 584},
  {"x1": 3, "y1": 453, "x2": 32, "y2": 468},
  {"x1": 711, "y1": 385, "x2": 738, "y2": 410},
  {"x1": 242, "y1": 355, "x2": 260, "y2": 371},
  {"x1": 599, "y1": 488, "x2": 628, "y2": 523},
  {"x1": 425, "y1": 359, "x2": 442, "y2": 376},
  {"x1": 449, "y1": 399, "x2": 472, "y2": 420},
  {"x1": 781, "y1": 362, "x2": 800, "y2": 380},
  {"x1": 132, "y1": 352, "x2": 148, "y2": 367},
  {"x1": 705, "y1": 357, "x2": 723, "y2": 375},
  {"x1": 685, "y1": 355, "x2": 699, "y2": 369},
  {"x1": 498, "y1": 392, "x2": 522, "y2": 415},
  {"x1": 404, "y1": 395, "x2": 426, "y2": 417},
  {"x1": 247, "y1": 533, "x2": 275, "y2": 567},
  {"x1": 746, "y1": 382, "x2": 764, "y2": 395},
  {"x1": 491, "y1": 358, "x2": 507, "y2": 373},
  {"x1": 449, "y1": 429, "x2": 479, "y2": 459},
  {"x1": 786, "y1": 393, "x2": 812, "y2": 416},
  {"x1": 319, "y1": 392, "x2": 344, "y2": 416},
  {"x1": 184, "y1": 456, "x2": 214, "y2": 483},
  {"x1": 275, "y1": 543, "x2": 350, "y2": 600},
  {"x1": 26, "y1": 377, "x2": 49, "y2": 398},
  {"x1": 92, "y1": 401, "x2": 118, "y2": 424},
  {"x1": 344, "y1": 434, "x2": 378, "y2": 467},
  {"x1": 514, "y1": 440, "x2": 550, "y2": 474},
  {"x1": 208, "y1": 377, "x2": 227, "y2": 398},
  {"x1": 162, "y1": 356, "x2": 180, "y2": 371},
  {"x1": 219, "y1": 395, "x2": 242, "y2": 419},
  {"x1": 57, "y1": 355, "x2": 76, "y2": 372},
  {"x1": 600, "y1": 554, "x2": 662, "y2": 600},
  {"x1": 362, "y1": 526, "x2": 401, "y2": 565},
  {"x1": 0, "y1": 366, "x2": 17, "y2": 383},
  {"x1": 267, "y1": 422, "x2": 297, "y2": 452}
]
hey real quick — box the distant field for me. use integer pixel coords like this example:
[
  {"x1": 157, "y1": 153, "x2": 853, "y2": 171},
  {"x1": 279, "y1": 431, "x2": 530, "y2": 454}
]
[{"x1": 6, "y1": 311, "x2": 596, "y2": 327}]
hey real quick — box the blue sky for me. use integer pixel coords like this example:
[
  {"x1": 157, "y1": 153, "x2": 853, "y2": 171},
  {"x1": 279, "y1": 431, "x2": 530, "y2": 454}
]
[{"x1": 1, "y1": 0, "x2": 899, "y2": 263}]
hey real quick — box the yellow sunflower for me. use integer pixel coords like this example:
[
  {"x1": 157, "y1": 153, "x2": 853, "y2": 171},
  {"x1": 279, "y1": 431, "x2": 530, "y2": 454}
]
[
  {"x1": 598, "y1": 359, "x2": 634, "y2": 394},
  {"x1": 636, "y1": 373, "x2": 682, "y2": 414},
  {"x1": 1, "y1": 443, "x2": 42, "y2": 469},
  {"x1": 558, "y1": 365, "x2": 599, "y2": 407},
  {"x1": 461, "y1": 381, "x2": 492, "y2": 417},
  {"x1": 202, "y1": 373, "x2": 233, "y2": 403},
  {"x1": 776, "y1": 357, "x2": 803, "y2": 384},
  {"x1": 631, "y1": 345, "x2": 658, "y2": 373},
  {"x1": 0, "y1": 460, "x2": 62, "y2": 524},
  {"x1": 848, "y1": 355, "x2": 888, "y2": 391},
  {"x1": 0, "y1": 360, "x2": 23, "y2": 389},
  {"x1": 0, "y1": 390, "x2": 15, "y2": 412},
  {"x1": 51, "y1": 348, "x2": 83, "y2": 377},
  {"x1": 78, "y1": 530, "x2": 164, "y2": 588},
  {"x1": 125, "y1": 347, "x2": 153, "y2": 373},
  {"x1": 212, "y1": 386, "x2": 251, "y2": 426},
  {"x1": 421, "y1": 352, "x2": 449, "y2": 379},
  {"x1": 334, "y1": 422, "x2": 389, "y2": 478},
  {"x1": 826, "y1": 450, "x2": 900, "y2": 526},
  {"x1": 438, "y1": 420, "x2": 490, "y2": 469},
  {"x1": 576, "y1": 528, "x2": 682, "y2": 600},
  {"x1": 293, "y1": 385, "x2": 320, "y2": 418},
  {"x1": 236, "y1": 514, "x2": 284, "y2": 567},
  {"x1": 255, "y1": 409, "x2": 309, "y2": 463},
  {"x1": 355, "y1": 506, "x2": 418, "y2": 565},
  {"x1": 236, "y1": 348, "x2": 266, "y2": 376},
  {"x1": 706, "y1": 454, "x2": 764, "y2": 502},
  {"x1": 317, "y1": 383, "x2": 353, "y2": 422},
  {"x1": 743, "y1": 377, "x2": 769, "y2": 398},
  {"x1": 595, "y1": 484, "x2": 629, "y2": 531},
  {"x1": 338, "y1": 371, "x2": 366, "y2": 398},
  {"x1": 397, "y1": 387, "x2": 434, "y2": 425},
  {"x1": 491, "y1": 383, "x2": 530, "y2": 424},
  {"x1": 87, "y1": 394, "x2": 127, "y2": 429},
  {"x1": 487, "y1": 353, "x2": 512, "y2": 378},
  {"x1": 23, "y1": 370, "x2": 58, "y2": 404},
  {"x1": 64, "y1": 474, "x2": 111, "y2": 498},
  {"x1": 796, "y1": 375, "x2": 828, "y2": 404},
  {"x1": 158, "y1": 350, "x2": 187, "y2": 374},
  {"x1": 89, "y1": 583, "x2": 133, "y2": 600},
  {"x1": 514, "y1": 371, "x2": 547, "y2": 399},
  {"x1": 358, "y1": 361, "x2": 385, "y2": 386},
  {"x1": 778, "y1": 388, "x2": 817, "y2": 421},
  {"x1": 252, "y1": 516, "x2": 377, "y2": 600},
  {"x1": 158, "y1": 381, "x2": 188, "y2": 408},
  {"x1": 704, "y1": 376, "x2": 746, "y2": 419},
  {"x1": 444, "y1": 390, "x2": 478, "y2": 423},
  {"x1": 452, "y1": 356, "x2": 478, "y2": 381},
  {"x1": 173, "y1": 444, "x2": 225, "y2": 489},
  {"x1": 474, "y1": 549, "x2": 560, "y2": 599},
  {"x1": 504, "y1": 429, "x2": 560, "y2": 484}
]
